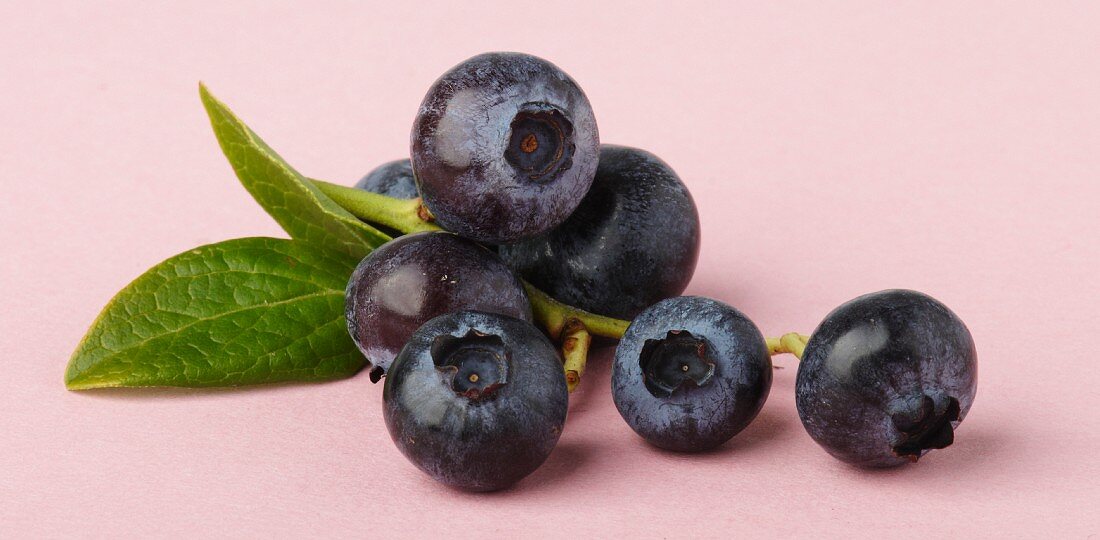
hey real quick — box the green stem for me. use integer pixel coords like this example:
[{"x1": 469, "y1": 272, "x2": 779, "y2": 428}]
[
  {"x1": 560, "y1": 320, "x2": 592, "y2": 393},
  {"x1": 525, "y1": 285, "x2": 629, "y2": 392},
  {"x1": 523, "y1": 282, "x2": 630, "y2": 340},
  {"x1": 525, "y1": 284, "x2": 628, "y2": 391},
  {"x1": 312, "y1": 179, "x2": 441, "y2": 234},
  {"x1": 766, "y1": 333, "x2": 810, "y2": 359}
]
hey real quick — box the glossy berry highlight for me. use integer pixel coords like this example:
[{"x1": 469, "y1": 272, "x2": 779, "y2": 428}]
[
  {"x1": 795, "y1": 289, "x2": 977, "y2": 467},
  {"x1": 345, "y1": 231, "x2": 531, "y2": 381},
  {"x1": 612, "y1": 296, "x2": 772, "y2": 452},
  {"x1": 500, "y1": 145, "x2": 700, "y2": 318},
  {"x1": 383, "y1": 311, "x2": 569, "y2": 491},
  {"x1": 411, "y1": 52, "x2": 599, "y2": 244}
]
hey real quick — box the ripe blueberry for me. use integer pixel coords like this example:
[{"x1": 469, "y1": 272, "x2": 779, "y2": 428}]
[
  {"x1": 354, "y1": 158, "x2": 419, "y2": 199},
  {"x1": 795, "y1": 289, "x2": 977, "y2": 467},
  {"x1": 500, "y1": 145, "x2": 700, "y2": 318},
  {"x1": 411, "y1": 52, "x2": 599, "y2": 244},
  {"x1": 612, "y1": 296, "x2": 772, "y2": 452},
  {"x1": 383, "y1": 311, "x2": 568, "y2": 491},
  {"x1": 345, "y1": 231, "x2": 531, "y2": 381}
]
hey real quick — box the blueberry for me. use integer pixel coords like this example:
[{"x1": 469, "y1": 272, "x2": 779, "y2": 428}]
[
  {"x1": 345, "y1": 231, "x2": 531, "y2": 381},
  {"x1": 354, "y1": 158, "x2": 419, "y2": 199},
  {"x1": 383, "y1": 311, "x2": 568, "y2": 491},
  {"x1": 500, "y1": 145, "x2": 700, "y2": 318},
  {"x1": 795, "y1": 289, "x2": 977, "y2": 467},
  {"x1": 612, "y1": 296, "x2": 772, "y2": 452},
  {"x1": 411, "y1": 52, "x2": 599, "y2": 244}
]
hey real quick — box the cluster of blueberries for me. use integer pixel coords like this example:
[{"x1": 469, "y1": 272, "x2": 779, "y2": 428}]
[{"x1": 344, "y1": 52, "x2": 978, "y2": 491}]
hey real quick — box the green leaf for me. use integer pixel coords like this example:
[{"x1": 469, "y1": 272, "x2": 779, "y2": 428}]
[
  {"x1": 66, "y1": 238, "x2": 365, "y2": 389},
  {"x1": 199, "y1": 83, "x2": 389, "y2": 260}
]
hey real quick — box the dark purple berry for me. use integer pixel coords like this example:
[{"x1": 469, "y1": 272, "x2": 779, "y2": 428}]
[
  {"x1": 411, "y1": 52, "x2": 599, "y2": 244},
  {"x1": 345, "y1": 231, "x2": 531, "y2": 381},
  {"x1": 795, "y1": 289, "x2": 978, "y2": 467},
  {"x1": 383, "y1": 311, "x2": 568, "y2": 491},
  {"x1": 500, "y1": 145, "x2": 700, "y2": 318},
  {"x1": 612, "y1": 296, "x2": 772, "y2": 452},
  {"x1": 354, "y1": 158, "x2": 419, "y2": 199}
]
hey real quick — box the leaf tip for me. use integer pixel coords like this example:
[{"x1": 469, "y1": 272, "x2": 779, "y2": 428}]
[
  {"x1": 64, "y1": 369, "x2": 107, "y2": 391},
  {"x1": 198, "y1": 82, "x2": 218, "y2": 110},
  {"x1": 65, "y1": 340, "x2": 126, "y2": 391},
  {"x1": 65, "y1": 380, "x2": 96, "y2": 391}
]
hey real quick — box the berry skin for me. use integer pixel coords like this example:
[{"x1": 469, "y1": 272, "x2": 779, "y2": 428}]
[
  {"x1": 411, "y1": 52, "x2": 599, "y2": 244},
  {"x1": 795, "y1": 289, "x2": 977, "y2": 468},
  {"x1": 383, "y1": 311, "x2": 569, "y2": 491},
  {"x1": 345, "y1": 231, "x2": 531, "y2": 381},
  {"x1": 500, "y1": 145, "x2": 700, "y2": 319},
  {"x1": 354, "y1": 158, "x2": 419, "y2": 199},
  {"x1": 612, "y1": 296, "x2": 772, "y2": 452}
]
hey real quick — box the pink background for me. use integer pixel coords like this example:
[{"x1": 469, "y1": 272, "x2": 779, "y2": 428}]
[{"x1": 2, "y1": 2, "x2": 1097, "y2": 537}]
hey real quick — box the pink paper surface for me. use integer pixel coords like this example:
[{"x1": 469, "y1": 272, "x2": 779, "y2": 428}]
[{"x1": 2, "y1": 2, "x2": 1097, "y2": 537}]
